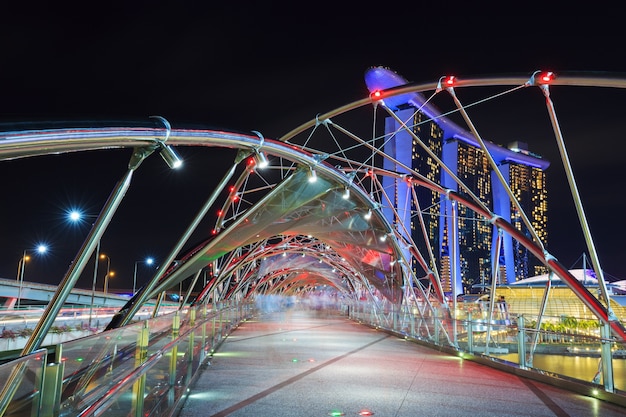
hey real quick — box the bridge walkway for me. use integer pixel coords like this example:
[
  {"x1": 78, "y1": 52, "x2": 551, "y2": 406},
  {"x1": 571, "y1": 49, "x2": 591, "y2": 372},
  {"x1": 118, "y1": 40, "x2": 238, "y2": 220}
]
[{"x1": 176, "y1": 309, "x2": 626, "y2": 417}]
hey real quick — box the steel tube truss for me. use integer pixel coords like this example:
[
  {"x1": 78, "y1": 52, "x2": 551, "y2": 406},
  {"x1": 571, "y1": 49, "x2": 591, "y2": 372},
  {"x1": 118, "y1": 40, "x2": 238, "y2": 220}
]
[{"x1": 1, "y1": 70, "x2": 626, "y2": 412}]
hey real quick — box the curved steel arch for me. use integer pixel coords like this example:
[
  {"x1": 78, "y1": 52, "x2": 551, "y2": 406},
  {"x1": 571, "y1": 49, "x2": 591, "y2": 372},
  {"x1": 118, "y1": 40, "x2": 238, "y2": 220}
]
[
  {"x1": 279, "y1": 71, "x2": 626, "y2": 147},
  {"x1": 276, "y1": 70, "x2": 626, "y2": 342},
  {"x1": 0, "y1": 126, "x2": 406, "y2": 350}
]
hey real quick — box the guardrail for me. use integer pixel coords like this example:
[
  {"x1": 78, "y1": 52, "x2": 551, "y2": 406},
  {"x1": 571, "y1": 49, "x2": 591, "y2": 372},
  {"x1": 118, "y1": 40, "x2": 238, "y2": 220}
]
[
  {"x1": 348, "y1": 301, "x2": 626, "y2": 408},
  {"x1": 0, "y1": 301, "x2": 253, "y2": 417}
]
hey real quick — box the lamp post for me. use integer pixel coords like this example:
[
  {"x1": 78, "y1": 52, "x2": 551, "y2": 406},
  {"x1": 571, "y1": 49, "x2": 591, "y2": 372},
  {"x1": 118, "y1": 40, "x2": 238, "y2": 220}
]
[
  {"x1": 16, "y1": 245, "x2": 48, "y2": 309},
  {"x1": 16, "y1": 252, "x2": 30, "y2": 310},
  {"x1": 133, "y1": 257, "x2": 154, "y2": 294},
  {"x1": 100, "y1": 253, "x2": 112, "y2": 295},
  {"x1": 89, "y1": 241, "x2": 101, "y2": 329},
  {"x1": 104, "y1": 271, "x2": 115, "y2": 295}
]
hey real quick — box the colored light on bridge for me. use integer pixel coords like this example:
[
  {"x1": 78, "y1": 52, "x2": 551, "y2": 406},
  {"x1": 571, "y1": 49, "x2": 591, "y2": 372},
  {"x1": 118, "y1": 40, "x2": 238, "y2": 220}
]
[
  {"x1": 538, "y1": 71, "x2": 555, "y2": 83},
  {"x1": 443, "y1": 75, "x2": 456, "y2": 86},
  {"x1": 328, "y1": 411, "x2": 345, "y2": 416},
  {"x1": 359, "y1": 410, "x2": 374, "y2": 416}
]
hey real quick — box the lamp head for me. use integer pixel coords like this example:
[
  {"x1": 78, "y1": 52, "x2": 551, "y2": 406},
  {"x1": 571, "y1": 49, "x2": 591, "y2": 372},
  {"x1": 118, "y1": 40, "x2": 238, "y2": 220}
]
[{"x1": 159, "y1": 143, "x2": 183, "y2": 169}]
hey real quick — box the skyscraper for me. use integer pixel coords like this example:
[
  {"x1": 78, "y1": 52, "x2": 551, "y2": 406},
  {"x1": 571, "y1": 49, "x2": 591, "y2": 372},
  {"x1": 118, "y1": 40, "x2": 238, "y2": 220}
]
[{"x1": 382, "y1": 102, "x2": 549, "y2": 296}]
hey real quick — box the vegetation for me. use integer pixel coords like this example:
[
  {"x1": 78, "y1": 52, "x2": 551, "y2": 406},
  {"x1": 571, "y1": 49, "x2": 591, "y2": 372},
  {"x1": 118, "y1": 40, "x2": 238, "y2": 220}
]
[{"x1": 525, "y1": 316, "x2": 601, "y2": 343}]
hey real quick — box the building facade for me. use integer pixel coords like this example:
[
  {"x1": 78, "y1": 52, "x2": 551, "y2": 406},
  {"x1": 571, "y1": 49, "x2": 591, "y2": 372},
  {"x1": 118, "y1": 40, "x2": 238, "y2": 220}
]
[{"x1": 383, "y1": 106, "x2": 549, "y2": 296}]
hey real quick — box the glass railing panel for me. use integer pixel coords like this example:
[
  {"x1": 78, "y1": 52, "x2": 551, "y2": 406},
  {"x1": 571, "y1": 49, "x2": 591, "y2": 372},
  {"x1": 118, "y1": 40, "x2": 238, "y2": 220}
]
[
  {"x1": 27, "y1": 304, "x2": 246, "y2": 417},
  {"x1": 57, "y1": 321, "x2": 148, "y2": 414},
  {"x1": 135, "y1": 346, "x2": 176, "y2": 417},
  {"x1": 144, "y1": 312, "x2": 179, "y2": 356},
  {"x1": 0, "y1": 305, "x2": 231, "y2": 416},
  {"x1": 353, "y1": 303, "x2": 626, "y2": 395},
  {"x1": 0, "y1": 349, "x2": 47, "y2": 417}
]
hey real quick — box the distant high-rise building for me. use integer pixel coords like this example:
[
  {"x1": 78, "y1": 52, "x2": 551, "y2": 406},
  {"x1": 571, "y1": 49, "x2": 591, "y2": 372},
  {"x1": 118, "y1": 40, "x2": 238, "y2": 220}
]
[
  {"x1": 495, "y1": 141, "x2": 549, "y2": 280},
  {"x1": 382, "y1": 105, "x2": 549, "y2": 296}
]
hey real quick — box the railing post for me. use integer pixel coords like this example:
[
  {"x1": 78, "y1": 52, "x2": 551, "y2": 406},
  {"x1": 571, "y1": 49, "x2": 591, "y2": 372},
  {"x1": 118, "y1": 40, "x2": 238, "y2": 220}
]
[
  {"x1": 39, "y1": 346, "x2": 63, "y2": 417},
  {"x1": 170, "y1": 312, "x2": 181, "y2": 386},
  {"x1": 132, "y1": 322, "x2": 150, "y2": 417},
  {"x1": 200, "y1": 307, "x2": 208, "y2": 362},
  {"x1": 218, "y1": 308, "x2": 223, "y2": 341},
  {"x1": 187, "y1": 309, "x2": 196, "y2": 385},
  {"x1": 517, "y1": 316, "x2": 527, "y2": 368},
  {"x1": 434, "y1": 308, "x2": 440, "y2": 345},
  {"x1": 394, "y1": 305, "x2": 399, "y2": 331},
  {"x1": 467, "y1": 313, "x2": 473, "y2": 354},
  {"x1": 189, "y1": 309, "x2": 196, "y2": 364},
  {"x1": 600, "y1": 322, "x2": 615, "y2": 392},
  {"x1": 212, "y1": 313, "x2": 217, "y2": 346}
]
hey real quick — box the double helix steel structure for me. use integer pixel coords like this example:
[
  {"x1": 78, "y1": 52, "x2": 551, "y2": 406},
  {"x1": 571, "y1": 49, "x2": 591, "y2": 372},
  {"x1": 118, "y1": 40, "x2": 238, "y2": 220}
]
[{"x1": 0, "y1": 68, "x2": 625, "y2": 416}]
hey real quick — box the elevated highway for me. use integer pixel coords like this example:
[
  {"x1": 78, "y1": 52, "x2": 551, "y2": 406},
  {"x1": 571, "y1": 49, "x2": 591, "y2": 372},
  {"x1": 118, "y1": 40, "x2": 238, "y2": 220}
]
[{"x1": 0, "y1": 278, "x2": 130, "y2": 309}]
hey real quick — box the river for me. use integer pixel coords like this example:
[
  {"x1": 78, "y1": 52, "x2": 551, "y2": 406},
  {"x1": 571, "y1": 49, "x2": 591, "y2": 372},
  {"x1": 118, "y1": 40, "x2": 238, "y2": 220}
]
[{"x1": 496, "y1": 352, "x2": 626, "y2": 391}]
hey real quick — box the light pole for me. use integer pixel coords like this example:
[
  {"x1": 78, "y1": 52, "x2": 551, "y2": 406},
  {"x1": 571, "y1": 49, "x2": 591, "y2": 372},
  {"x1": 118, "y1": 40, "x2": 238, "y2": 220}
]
[
  {"x1": 100, "y1": 253, "x2": 112, "y2": 295},
  {"x1": 104, "y1": 270, "x2": 115, "y2": 296},
  {"x1": 133, "y1": 257, "x2": 154, "y2": 294},
  {"x1": 89, "y1": 240, "x2": 101, "y2": 329},
  {"x1": 16, "y1": 245, "x2": 47, "y2": 309},
  {"x1": 16, "y1": 252, "x2": 30, "y2": 310}
]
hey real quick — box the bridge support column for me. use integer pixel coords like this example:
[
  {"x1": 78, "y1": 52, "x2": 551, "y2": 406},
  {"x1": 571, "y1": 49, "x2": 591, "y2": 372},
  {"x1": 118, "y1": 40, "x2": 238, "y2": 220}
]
[{"x1": 3, "y1": 297, "x2": 16, "y2": 309}]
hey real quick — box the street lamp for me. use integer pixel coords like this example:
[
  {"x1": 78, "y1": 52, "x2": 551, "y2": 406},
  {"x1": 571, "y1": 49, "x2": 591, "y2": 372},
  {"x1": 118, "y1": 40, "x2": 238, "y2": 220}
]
[
  {"x1": 104, "y1": 270, "x2": 115, "y2": 296},
  {"x1": 68, "y1": 209, "x2": 82, "y2": 223},
  {"x1": 16, "y1": 244, "x2": 48, "y2": 309},
  {"x1": 133, "y1": 257, "x2": 154, "y2": 294},
  {"x1": 100, "y1": 253, "x2": 112, "y2": 295}
]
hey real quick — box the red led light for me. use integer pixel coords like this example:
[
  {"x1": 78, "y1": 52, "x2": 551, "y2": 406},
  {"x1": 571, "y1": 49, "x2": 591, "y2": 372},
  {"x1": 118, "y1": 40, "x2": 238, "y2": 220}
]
[
  {"x1": 370, "y1": 90, "x2": 382, "y2": 99},
  {"x1": 539, "y1": 71, "x2": 555, "y2": 83},
  {"x1": 443, "y1": 75, "x2": 456, "y2": 86},
  {"x1": 359, "y1": 410, "x2": 374, "y2": 416}
]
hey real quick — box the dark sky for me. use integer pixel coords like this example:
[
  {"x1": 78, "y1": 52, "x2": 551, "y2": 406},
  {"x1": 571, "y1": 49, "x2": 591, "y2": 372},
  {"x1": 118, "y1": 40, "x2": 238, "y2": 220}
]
[{"x1": 1, "y1": 6, "x2": 625, "y2": 289}]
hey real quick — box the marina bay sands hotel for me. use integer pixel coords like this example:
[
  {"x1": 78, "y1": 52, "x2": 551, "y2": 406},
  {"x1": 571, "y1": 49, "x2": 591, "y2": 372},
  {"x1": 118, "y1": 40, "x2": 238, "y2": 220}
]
[{"x1": 368, "y1": 68, "x2": 550, "y2": 295}]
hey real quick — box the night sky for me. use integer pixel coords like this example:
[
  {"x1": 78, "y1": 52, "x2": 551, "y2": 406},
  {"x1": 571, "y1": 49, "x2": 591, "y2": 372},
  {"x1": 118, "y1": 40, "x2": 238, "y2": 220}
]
[{"x1": 1, "y1": 6, "x2": 625, "y2": 290}]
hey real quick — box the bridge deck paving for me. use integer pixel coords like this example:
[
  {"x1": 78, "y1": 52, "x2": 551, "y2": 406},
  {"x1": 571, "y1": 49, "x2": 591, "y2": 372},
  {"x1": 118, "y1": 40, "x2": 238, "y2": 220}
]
[{"x1": 176, "y1": 309, "x2": 626, "y2": 417}]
